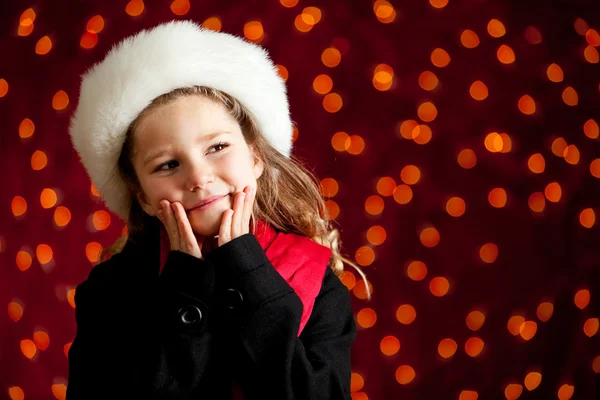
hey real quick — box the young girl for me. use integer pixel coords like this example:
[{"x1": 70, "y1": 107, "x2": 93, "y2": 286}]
[{"x1": 66, "y1": 20, "x2": 368, "y2": 399}]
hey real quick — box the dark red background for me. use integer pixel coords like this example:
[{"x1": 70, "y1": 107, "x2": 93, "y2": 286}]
[{"x1": 1, "y1": 0, "x2": 599, "y2": 399}]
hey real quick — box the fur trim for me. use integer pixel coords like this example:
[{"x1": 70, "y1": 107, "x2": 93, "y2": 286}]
[{"x1": 69, "y1": 20, "x2": 292, "y2": 221}]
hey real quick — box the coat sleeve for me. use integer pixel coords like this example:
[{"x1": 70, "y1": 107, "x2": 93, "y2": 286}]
[
  {"x1": 66, "y1": 250, "x2": 222, "y2": 400},
  {"x1": 204, "y1": 233, "x2": 357, "y2": 400}
]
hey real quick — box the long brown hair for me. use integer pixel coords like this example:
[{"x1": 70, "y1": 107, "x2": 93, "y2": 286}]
[{"x1": 100, "y1": 86, "x2": 370, "y2": 299}]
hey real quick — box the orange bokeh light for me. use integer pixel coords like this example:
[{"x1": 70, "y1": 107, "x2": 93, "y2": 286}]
[
  {"x1": 446, "y1": 197, "x2": 466, "y2": 217},
  {"x1": 325, "y1": 200, "x2": 340, "y2": 220},
  {"x1": 519, "y1": 320, "x2": 538, "y2": 340},
  {"x1": 584, "y1": 318, "x2": 599, "y2": 337},
  {"x1": 21, "y1": 339, "x2": 37, "y2": 359},
  {"x1": 562, "y1": 86, "x2": 579, "y2": 106},
  {"x1": 367, "y1": 225, "x2": 387, "y2": 245},
  {"x1": 470, "y1": 80, "x2": 488, "y2": 100},
  {"x1": 400, "y1": 165, "x2": 421, "y2": 185},
  {"x1": 125, "y1": 0, "x2": 144, "y2": 16},
  {"x1": 80, "y1": 32, "x2": 98, "y2": 49},
  {"x1": 393, "y1": 184, "x2": 413, "y2": 205},
  {"x1": 528, "y1": 192, "x2": 546, "y2": 212},
  {"x1": 86, "y1": 15, "x2": 104, "y2": 33},
  {"x1": 465, "y1": 337, "x2": 484, "y2": 357},
  {"x1": 544, "y1": 182, "x2": 562, "y2": 203},
  {"x1": 86, "y1": 242, "x2": 103, "y2": 263},
  {"x1": 313, "y1": 74, "x2": 333, "y2": 94},
  {"x1": 40, "y1": 188, "x2": 58, "y2": 208},
  {"x1": 536, "y1": 302, "x2": 554, "y2": 322},
  {"x1": 347, "y1": 135, "x2": 365, "y2": 155},
  {"x1": 430, "y1": 276, "x2": 450, "y2": 296},
  {"x1": 54, "y1": 206, "x2": 72, "y2": 227},
  {"x1": 357, "y1": 308, "x2": 377, "y2": 328},
  {"x1": 376, "y1": 177, "x2": 396, "y2": 197},
  {"x1": 395, "y1": 365, "x2": 416, "y2": 385},
  {"x1": 170, "y1": 0, "x2": 191, "y2": 16},
  {"x1": 380, "y1": 335, "x2": 400, "y2": 356},
  {"x1": 528, "y1": 153, "x2": 545, "y2": 173},
  {"x1": 244, "y1": 21, "x2": 264, "y2": 42},
  {"x1": 8, "y1": 301, "x2": 24, "y2": 322},
  {"x1": 16, "y1": 251, "x2": 32, "y2": 271},
  {"x1": 0, "y1": 78, "x2": 8, "y2": 97},
  {"x1": 518, "y1": 95, "x2": 536, "y2": 114},
  {"x1": 12, "y1": 196, "x2": 27, "y2": 217},
  {"x1": 579, "y1": 208, "x2": 596, "y2": 228},
  {"x1": 497, "y1": 44, "x2": 516, "y2": 64},
  {"x1": 35, "y1": 36, "x2": 52, "y2": 55},
  {"x1": 339, "y1": 270, "x2": 356, "y2": 290},
  {"x1": 202, "y1": 17, "x2": 222, "y2": 32},
  {"x1": 320, "y1": 178, "x2": 339, "y2": 198},
  {"x1": 331, "y1": 131, "x2": 351, "y2": 152},
  {"x1": 365, "y1": 195, "x2": 384, "y2": 215},
  {"x1": 323, "y1": 92, "x2": 343, "y2": 113},
  {"x1": 547, "y1": 63, "x2": 564, "y2": 82},
  {"x1": 33, "y1": 330, "x2": 50, "y2": 350},
  {"x1": 52, "y1": 90, "x2": 70, "y2": 110},
  {"x1": 420, "y1": 227, "x2": 440, "y2": 248},
  {"x1": 407, "y1": 261, "x2": 427, "y2": 281},
  {"x1": 458, "y1": 149, "x2": 477, "y2": 169},
  {"x1": 418, "y1": 102, "x2": 438, "y2": 122},
  {"x1": 396, "y1": 304, "x2": 417, "y2": 324},
  {"x1": 488, "y1": 188, "x2": 507, "y2": 208},
  {"x1": 466, "y1": 311, "x2": 485, "y2": 331},
  {"x1": 525, "y1": 26, "x2": 542, "y2": 44},
  {"x1": 524, "y1": 371, "x2": 542, "y2": 391},
  {"x1": 584, "y1": 119, "x2": 599, "y2": 139},
  {"x1": 438, "y1": 338, "x2": 457, "y2": 359},
  {"x1": 461, "y1": 29, "x2": 480, "y2": 48},
  {"x1": 36, "y1": 244, "x2": 53, "y2": 264},
  {"x1": 505, "y1": 383, "x2": 523, "y2": 400},
  {"x1": 419, "y1": 71, "x2": 439, "y2": 91},
  {"x1": 322, "y1": 48, "x2": 341, "y2": 68},
  {"x1": 431, "y1": 48, "x2": 451, "y2": 67},
  {"x1": 480, "y1": 243, "x2": 499, "y2": 263},
  {"x1": 19, "y1": 118, "x2": 35, "y2": 138},
  {"x1": 487, "y1": 19, "x2": 506, "y2": 38},
  {"x1": 557, "y1": 384, "x2": 574, "y2": 400},
  {"x1": 355, "y1": 246, "x2": 375, "y2": 266}
]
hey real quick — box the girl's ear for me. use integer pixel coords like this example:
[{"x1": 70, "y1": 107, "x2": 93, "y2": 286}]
[
  {"x1": 251, "y1": 148, "x2": 264, "y2": 179},
  {"x1": 136, "y1": 191, "x2": 156, "y2": 216}
]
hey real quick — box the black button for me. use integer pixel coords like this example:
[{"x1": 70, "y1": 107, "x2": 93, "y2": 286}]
[
  {"x1": 223, "y1": 288, "x2": 244, "y2": 310},
  {"x1": 178, "y1": 305, "x2": 202, "y2": 325}
]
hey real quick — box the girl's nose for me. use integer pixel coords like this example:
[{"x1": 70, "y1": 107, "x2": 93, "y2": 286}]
[{"x1": 186, "y1": 161, "x2": 214, "y2": 191}]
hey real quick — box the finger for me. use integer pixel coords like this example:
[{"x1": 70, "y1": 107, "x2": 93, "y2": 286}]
[
  {"x1": 171, "y1": 202, "x2": 196, "y2": 252},
  {"x1": 232, "y1": 191, "x2": 246, "y2": 238},
  {"x1": 219, "y1": 209, "x2": 233, "y2": 246},
  {"x1": 241, "y1": 186, "x2": 254, "y2": 234},
  {"x1": 162, "y1": 200, "x2": 179, "y2": 251}
]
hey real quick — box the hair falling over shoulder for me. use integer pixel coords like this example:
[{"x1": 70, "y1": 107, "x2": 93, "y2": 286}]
[{"x1": 99, "y1": 86, "x2": 371, "y2": 301}]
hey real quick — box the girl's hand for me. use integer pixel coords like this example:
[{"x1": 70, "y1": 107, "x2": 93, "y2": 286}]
[
  {"x1": 218, "y1": 185, "x2": 256, "y2": 247},
  {"x1": 157, "y1": 199, "x2": 204, "y2": 259}
]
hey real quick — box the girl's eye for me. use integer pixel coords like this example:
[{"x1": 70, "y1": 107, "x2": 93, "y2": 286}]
[
  {"x1": 155, "y1": 142, "x2": 229, "y2": 172},
  {"x1": 156, "y1": 160, "x2": 179, "y2": 172},
  {"x1": 208, "y1": 141, "x2": 230, "y2": 153}
]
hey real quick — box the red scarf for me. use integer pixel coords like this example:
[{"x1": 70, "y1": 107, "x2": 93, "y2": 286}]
[{"x1": 159, "y1": 220, "x2": 333, "y2": 398}]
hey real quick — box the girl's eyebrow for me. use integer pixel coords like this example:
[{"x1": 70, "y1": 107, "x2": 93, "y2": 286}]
[{"x1": 142, "y1": 131, "x2": 231, "y2": 167}]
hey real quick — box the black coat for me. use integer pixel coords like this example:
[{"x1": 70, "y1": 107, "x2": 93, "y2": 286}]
[{"x1": 66, "y1": 224, "x2": 357, "y2": 400}]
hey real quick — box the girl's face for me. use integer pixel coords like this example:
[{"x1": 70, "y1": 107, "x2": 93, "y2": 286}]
[{"x1": 132, "y1": 95, "x2": 263, "y2": 238}]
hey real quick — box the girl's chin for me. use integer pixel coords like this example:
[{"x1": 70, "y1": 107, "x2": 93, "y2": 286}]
[{"x1": 187, "y1": 212, "x2": 223, "y2": 238}]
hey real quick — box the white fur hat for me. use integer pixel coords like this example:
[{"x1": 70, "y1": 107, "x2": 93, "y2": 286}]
[{"x1": 69, "y1": 20, "x2": 292, "y2": 221}]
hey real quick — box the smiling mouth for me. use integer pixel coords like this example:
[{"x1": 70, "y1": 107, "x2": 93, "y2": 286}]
[{"x1": 188, "y1": 195, "x2": 227, "y2": 212}]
